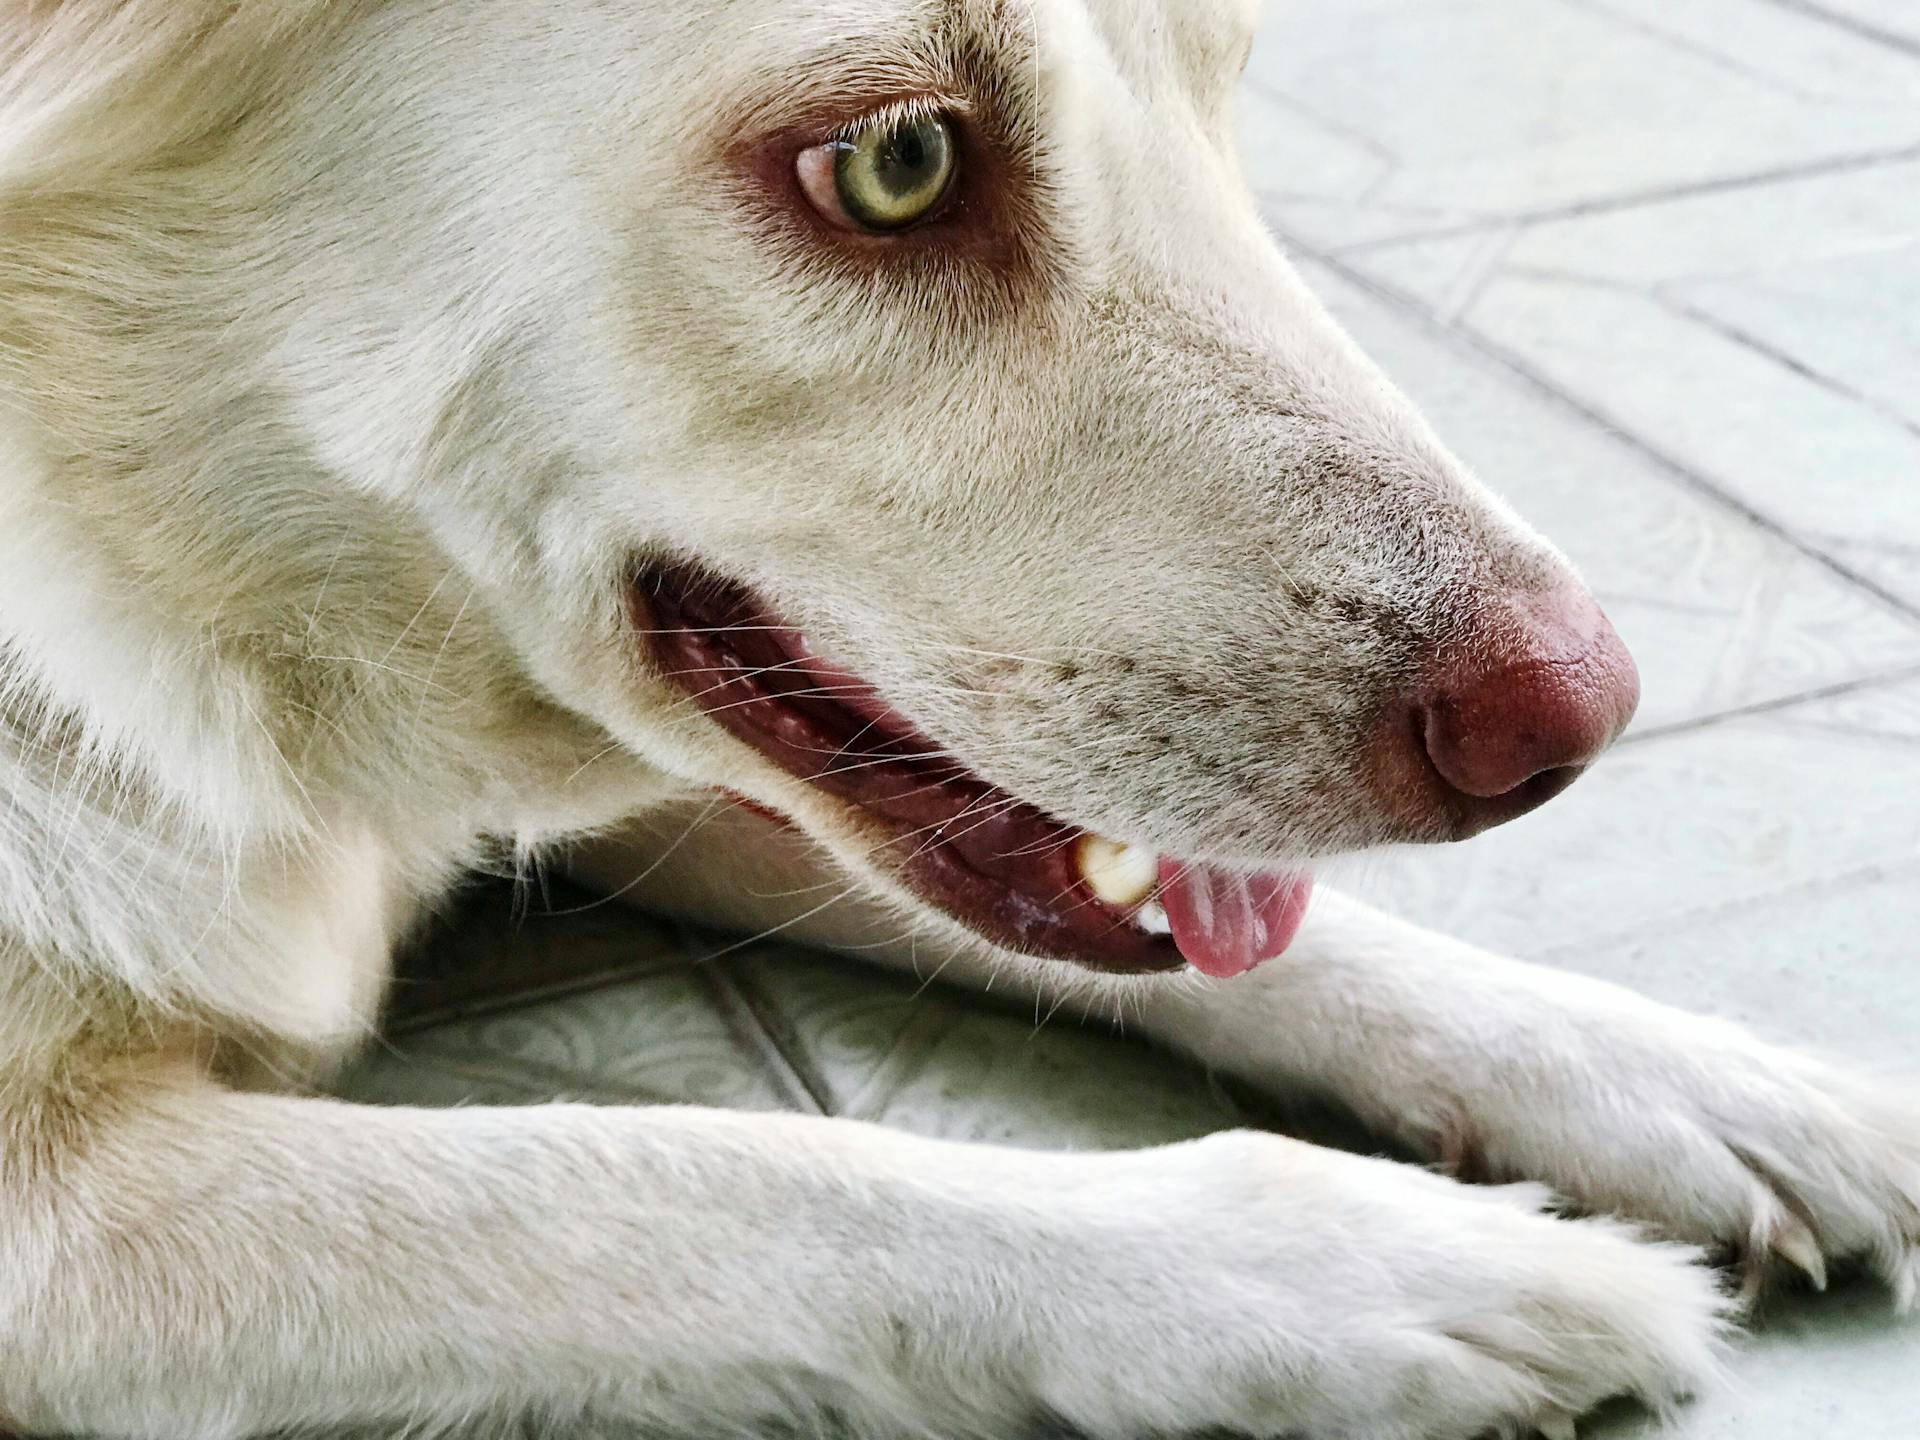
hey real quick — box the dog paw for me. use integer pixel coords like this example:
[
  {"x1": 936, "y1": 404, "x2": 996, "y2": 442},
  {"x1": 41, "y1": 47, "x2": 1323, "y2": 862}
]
[
  {"x1": 1393, "y1": 981, "x2": 1920, "y2": 1306},
  {"x1": 995, "y1": 1134, "x2": 1728, "y2": 1440}
]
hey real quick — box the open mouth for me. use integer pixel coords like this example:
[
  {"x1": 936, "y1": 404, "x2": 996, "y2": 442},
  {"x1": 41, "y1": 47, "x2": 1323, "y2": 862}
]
[{"x1": 633, "y1": 563, "x2": 1313, "y2": 978}]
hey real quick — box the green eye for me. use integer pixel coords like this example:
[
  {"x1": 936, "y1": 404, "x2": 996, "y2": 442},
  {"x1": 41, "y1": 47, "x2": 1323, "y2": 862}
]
[{"x1": 831, "y1": 114, "x2": 956, "y2": 231}]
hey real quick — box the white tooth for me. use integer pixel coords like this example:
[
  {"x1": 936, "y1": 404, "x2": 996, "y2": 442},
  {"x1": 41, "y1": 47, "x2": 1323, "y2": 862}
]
[
  {"x1": 1075, "y1": 834, "x2": 1158, "y2": 908},
  {"x1": 1134, "y1": 899, "x2": 1172, "y2": 935}
]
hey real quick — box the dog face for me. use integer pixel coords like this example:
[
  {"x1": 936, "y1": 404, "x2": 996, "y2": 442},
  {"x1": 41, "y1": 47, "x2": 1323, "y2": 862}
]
[{"x1": 19, "y1": 0, "x2": 1635, "y2": 975}]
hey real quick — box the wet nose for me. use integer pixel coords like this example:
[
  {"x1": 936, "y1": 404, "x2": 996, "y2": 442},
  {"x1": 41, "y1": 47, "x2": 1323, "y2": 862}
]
[{"x1": 1372, "y1": 585, "x2": 1640, "y2": 840}]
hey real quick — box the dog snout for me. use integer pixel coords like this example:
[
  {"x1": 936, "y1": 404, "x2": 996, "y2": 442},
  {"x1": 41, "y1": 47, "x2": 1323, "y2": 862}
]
[{"x1": 1370, "y1": 584, "x2": 1640, "y2": 841}]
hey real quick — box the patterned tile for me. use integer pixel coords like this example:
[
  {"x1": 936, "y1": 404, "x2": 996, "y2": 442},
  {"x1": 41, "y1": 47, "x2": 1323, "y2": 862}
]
[
  {"x1": 387, "y1": 964, "x2": 810, "y2": 1112},
  {"x1": 1295, "y1": 259, "x2": 1920, "y2": 728},
  {"x1": 1597, "y1": 1279, "x2": 1920, "y2": 1439},
  {"x1": 345, "y1": 884, "x2": 812, "y2": 1113},
  {"x1": 855, "y1": 1002, "x2": 1263, "y2": 1150},
  {"x1": 1338, "y1": 674, "x2": 1920, "y2": 965},
  {"x1": 731, "y1": 945, "x2": 1257, "y2": 1148},
  {"x1": 1332, "y1": 155, "x2": 1920, "y2": 606},
  {"x1": 1241, "y1": 0, "x2": 1920, "y2": 249},
  {"x1": 1534, "y1": 860, "x2": 1920, "y2": 1074},
  {"x1": 383, "y1": 877, "x2": 703, "y2": 1034},
  {"x1": 1790, "y1": 0, "x2": 1920, "y2": 49},
  {"x1": 1459, "y1": 272, "x2": 1920, "y2": 549}
]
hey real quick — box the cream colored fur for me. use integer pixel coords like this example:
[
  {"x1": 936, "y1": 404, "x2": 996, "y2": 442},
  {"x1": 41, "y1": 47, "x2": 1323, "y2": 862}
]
[{"x1": 0, "y1": 3, "x2": 1913, "y2": 1437}]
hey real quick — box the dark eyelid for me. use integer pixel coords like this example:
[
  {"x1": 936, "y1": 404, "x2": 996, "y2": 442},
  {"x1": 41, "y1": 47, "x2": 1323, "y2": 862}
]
[{"x1": 724, "y1": 82, "x2": 1046, "y2": 305}]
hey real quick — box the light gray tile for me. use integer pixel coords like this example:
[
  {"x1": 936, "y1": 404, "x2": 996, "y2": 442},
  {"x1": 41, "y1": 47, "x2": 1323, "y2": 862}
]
[
  {"x1": 1296, "y1": 259, "x2": 1920, "y2": 726},
  {"x1": 1571, "y1": 0, "x2": 1920, "y2": 98},
  {"x1": 1243, "y1": 0, "x2": 1920, "y2": 248},
  {"x1": 1336, "y1": 158, "x2": 1920, "y2": 598},
  {"x1": 1678, "y1": 244, "x2": 1920, "y2": 430},
  {"x1": 1343, "y1": 156, "x2": 1920, "y2": 332},
  {"x1": 1455, "y1": 272, "x2": 1920, "y2": 557},
  {"x1": 1796, "y1": 0, "x2": 1920, "y2": 49},
  {"x1": 1590, "y1": 1280, "x2": 1920, "y2": 1438},
  {"x1": 1337, "y1": 676, "x2": 1920, "y2": 964},
  {"x1": 857, "y1": 1001, "x2": 1255, "y2": 1151},
  {"x1": 1233, "y1": 85, "x2": 1391, "y2": 206},
  {"x1": 333, "y1": 1049, "x2": 627, "y2": 1108},
  {"x1": 356, "y1": 965, "x2": 806, "y2": 1112},
  {"x1": 1480, "y1": 159, "x2": 1920, "y2": 291},
  {"x1": 1532, "y1": 861, "x2": 1920, "y2": 1075},
  {"x1": 730, "y1": 942, "x2": 1256, "y2": 1149},
  {"x1": 727, "y1": 944, "x2": 974, "y2": 1117}
]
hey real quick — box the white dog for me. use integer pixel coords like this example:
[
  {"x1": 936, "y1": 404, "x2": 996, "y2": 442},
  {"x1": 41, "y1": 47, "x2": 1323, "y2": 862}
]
[{"x1": 1, "y1": 2, "x2": 1914, "y2": 1437}]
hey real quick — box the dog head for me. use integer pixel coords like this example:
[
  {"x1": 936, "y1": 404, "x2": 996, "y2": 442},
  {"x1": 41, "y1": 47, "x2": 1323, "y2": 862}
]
[{"x1": 5, "y1": 0, "x2": 1637, "y2": 978}]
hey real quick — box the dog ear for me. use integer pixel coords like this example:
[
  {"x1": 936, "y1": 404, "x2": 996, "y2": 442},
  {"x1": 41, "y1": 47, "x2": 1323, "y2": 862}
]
[{"x1": 0, "y1": 0, "x2": 354, "y2": 188}]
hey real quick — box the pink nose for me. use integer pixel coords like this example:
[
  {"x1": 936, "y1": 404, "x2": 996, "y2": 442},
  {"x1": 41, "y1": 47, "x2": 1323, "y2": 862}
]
[{"x1": 1373, "y1": 585, "x2": 1640, "y2": 840}]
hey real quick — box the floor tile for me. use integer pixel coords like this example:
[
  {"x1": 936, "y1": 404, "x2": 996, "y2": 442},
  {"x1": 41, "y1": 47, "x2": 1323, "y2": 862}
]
[
  {"x1": 1460, "y1": 272, "x2": 1920, "y2": 549},
  {"x1": 1294, "y1": 259, "x2": 1920, "y2": 727},
  {"x1": 1337, "y1": 674, "x2": 1920, "y2": 966},
  {"x1": 1331, "y1": 157, "x2": 1920, "y2": 605},
  {"x1": 1789, "y1": 0, "x2": 1920, "y2": 49},
  {"x1": 1534, "y1": 860, "x2": 1920, "y2": 1074},
  {"x1": 1593, "y1": 1279, "x2": 1920, "y2": 1438},
  {"x1": 852, "y1": 997, "x2": 1256, "y2": 1150},
  {"x1": 1679, "y1": 248, "x2": 1920, "y2": 431},
  {"x1": 1241, "y1": 0, "x2": 1920, "y2": 249},
  {"x1": 1573, "y1": 0, "x2": 1920, "y2": 97},
  {"x1": 730, "y1": 943, "x2": 1260, "y2": 1148},
  {"x1": 724, "y1": 943, "x2": 974, "y2": 1118},
  {"x1": 352, "y1": 951, "x2": 808, "y2": 1113},
  {"x1": 384, "y1": 877, "x2": 706, "y2": 1034},
  {"x1": 334, "y1": 1047, "x2": 626, "y2": 1109},
  {"x1": 1346, "y1": 157, "x2": 1920, "y2": 312}
]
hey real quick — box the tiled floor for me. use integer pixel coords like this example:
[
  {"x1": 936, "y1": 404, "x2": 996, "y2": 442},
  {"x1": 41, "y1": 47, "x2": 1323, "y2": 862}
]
[{"x1": 340, "y1": 3, "x2": 1920, "y2": 1434}]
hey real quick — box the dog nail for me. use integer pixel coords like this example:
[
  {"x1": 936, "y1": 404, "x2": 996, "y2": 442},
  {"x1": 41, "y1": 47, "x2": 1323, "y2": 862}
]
[{"x1": 1771, "y1": 1214, "x2": 1828, "y2": 1292}]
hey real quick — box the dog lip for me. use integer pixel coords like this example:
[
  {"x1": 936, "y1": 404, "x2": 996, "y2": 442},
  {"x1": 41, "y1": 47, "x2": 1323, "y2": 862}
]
[{"x1": 630, "y1": 562, "x2": 1185, "y2": 975}]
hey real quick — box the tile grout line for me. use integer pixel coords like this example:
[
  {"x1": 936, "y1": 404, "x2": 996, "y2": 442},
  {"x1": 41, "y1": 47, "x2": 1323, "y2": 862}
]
[
  {"x1": 384, "y1": 955, "x2": 703, "y2": 1038},
  {"x1": 1528, "y1": 856, "x2": 1920, "y2": 968},
  {"x1": 1619, "y1": 662, "x2": 1920, "y2": 747},
  {"x1": 1558, "y1": 0, "x2": 1822, "y2": 99},
  {"x1": 1275, "y1": 228, "x2": 1920, "y2": 626},
  {"x1": 1239, "y1": 75, "x2": 1400, "y2": 165},
  {"x1": 1756, "y1": 0, "x2": 1920, "y2": 58},
  {"x1": 699, "y1": 961, "x2": 836, "y2": 1116},
  {"x1": 1319, "y1": 141, "x2": 1920, "y2": 257},
  {"x1": 1651, "y1": 288, "x2": 1920, "y2": 444}
]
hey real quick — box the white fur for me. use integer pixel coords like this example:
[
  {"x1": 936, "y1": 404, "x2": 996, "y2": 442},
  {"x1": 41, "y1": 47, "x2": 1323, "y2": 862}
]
[{"x1": 0, "y1": 2, "x2": 1911, "y2": 1437}]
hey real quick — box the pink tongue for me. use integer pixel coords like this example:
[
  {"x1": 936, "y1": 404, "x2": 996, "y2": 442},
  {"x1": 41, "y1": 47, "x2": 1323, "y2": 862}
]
[{"x1": 1157, "y1": 861, "x2": 1314, "y2": 979}]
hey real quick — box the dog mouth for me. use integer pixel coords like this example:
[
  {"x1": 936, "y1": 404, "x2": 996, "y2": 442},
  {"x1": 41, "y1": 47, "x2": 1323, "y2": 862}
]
[{"x1": 633, "y1": 563, "x2": 1313, "y2": 978}]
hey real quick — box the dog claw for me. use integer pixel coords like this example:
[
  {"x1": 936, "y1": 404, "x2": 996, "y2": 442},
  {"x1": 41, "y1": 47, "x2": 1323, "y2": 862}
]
[
  {"x1": 1537, "y1": 1412, "x2": 1578, "y2": 1440},
  {"x1": 1770, "y1": 1213, "x2": 1828, "y2": 1292},
  {"x1": 1890, "y1": 1248, "x2": 1918, "y2": 1314}
]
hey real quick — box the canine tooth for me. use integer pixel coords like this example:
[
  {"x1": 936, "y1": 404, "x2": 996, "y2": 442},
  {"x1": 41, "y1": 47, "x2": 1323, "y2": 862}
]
[
  {"x1": 1134, "y1": 899, "x2": 1172, "y2": 935},
  {"x1": 1075, "y1": 835, "x2": 1157, "y2": 908}
]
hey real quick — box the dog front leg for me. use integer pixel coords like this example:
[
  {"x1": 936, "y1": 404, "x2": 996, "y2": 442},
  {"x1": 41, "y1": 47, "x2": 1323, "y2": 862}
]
[
  {"x1": 2, "y1": 1042, "x2": 1730, "y2": 1440},
  {"x1": 579, "y1": 806, "x2": 1920, "y2": 1303}
]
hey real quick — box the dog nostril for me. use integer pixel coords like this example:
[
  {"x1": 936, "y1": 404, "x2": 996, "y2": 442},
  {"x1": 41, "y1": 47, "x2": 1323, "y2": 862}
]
[
  {"x1": 1372, "y1": 584, "x2": 1639, "y2": 841},
  {"x1": 1511, "y1": 762, "x2": 1584, "y2": 811}
]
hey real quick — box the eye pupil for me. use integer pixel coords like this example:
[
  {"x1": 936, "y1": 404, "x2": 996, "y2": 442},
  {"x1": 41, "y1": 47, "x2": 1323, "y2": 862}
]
[
  {"x1": 832, "y1": 113, "x2": 956, "y2": 232},
  {"x1": 887, "y1": 128, "x2": 926, "y2": 176}
]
